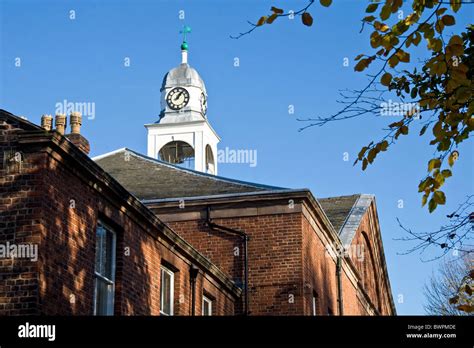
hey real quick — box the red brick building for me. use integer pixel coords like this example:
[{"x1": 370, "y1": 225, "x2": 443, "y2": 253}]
[{"x1": 0, "y1": 109, "x2": 395, "y2": 316}]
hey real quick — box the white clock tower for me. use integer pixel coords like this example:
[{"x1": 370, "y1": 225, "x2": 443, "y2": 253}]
[{"x1": 145, "y1": 29, "x2": 220, "y2": 175}]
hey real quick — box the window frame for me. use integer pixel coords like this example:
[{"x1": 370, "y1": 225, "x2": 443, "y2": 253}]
[
  {"x1": 202, "y1": 295, "x2": 213, "y2": 316},
  {"x1": 312, "y1": 291, "x2": 320, "y2": 316},
  {"x1": 160, "y1": 265, "x2": 175, "y2": 316},
  {"x1": 93, "y1": 221, "x2": 117, "y2": 316}
]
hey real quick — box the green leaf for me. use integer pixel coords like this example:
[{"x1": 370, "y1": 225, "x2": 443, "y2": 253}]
[{"x1": 320, "y1": 0, "x2": 332, "y2": 7}]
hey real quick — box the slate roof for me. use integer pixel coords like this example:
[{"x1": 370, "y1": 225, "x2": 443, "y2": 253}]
[
  {"x1": 93, "y1": 148, "x2": 284, "y2": 200},
  {"x1": 93, "y1": 148, "x2": 371, "y2": 244},
  {"x1": 318, "y1": 194, "x2": 361, "y2": 233}
]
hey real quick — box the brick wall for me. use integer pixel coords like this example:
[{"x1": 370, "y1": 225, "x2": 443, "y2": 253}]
[
  {"x1": 165, "y1": 213, "x2": 304, "y2": 315},
  {"x1": 0, "y1": 118, "x2": 42, "y2": 315},
  {"x1": 157, "y1": 198, "x2": 395, "y2": 316},
  {"x1": 0, "y1": 114, "x2": 237, "y2": 316}
]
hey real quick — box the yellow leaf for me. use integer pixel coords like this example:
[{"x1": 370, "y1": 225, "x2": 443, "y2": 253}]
[
  {"x1": 448, "y1": 151, "x2": 459, "y2": 166},
  {"x1": 428, "y1": 158, "x2": 441, "y2": 172},
  {"x1": 450, "y1": 0, "x2": 462, "y2": 13},
  {"x1": 433, "y1": 191, "x2": 446, "y2": 205},
  {"x1": 421, "y1": 194, "x2": 428, "y2": 207},
  {"x1": 388, "y1": 55, "x2": 399, "y2": 68},
  {"x1": 396, "y1": 49, "x2": 410, "y2": 63}
]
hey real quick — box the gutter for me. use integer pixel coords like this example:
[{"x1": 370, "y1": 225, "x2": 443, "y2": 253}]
[{"x1": 205, "y1": 206, "x2": 250, "y2": 316}]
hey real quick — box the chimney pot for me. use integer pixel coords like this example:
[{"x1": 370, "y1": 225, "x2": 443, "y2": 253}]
[
  {"x1": 41, "y1": 114, "x2": 53, "y2": 131},
  {"x1": 55, "y1": 114, "x2": 67, "y2": 135},
  {"x1": 70, "y1": 111, "x2": 82, "y2": 134}
]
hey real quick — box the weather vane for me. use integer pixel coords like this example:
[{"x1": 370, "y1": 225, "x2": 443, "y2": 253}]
[{"x1": 180, "y1": 25, "x2": 192, "y2": 50}]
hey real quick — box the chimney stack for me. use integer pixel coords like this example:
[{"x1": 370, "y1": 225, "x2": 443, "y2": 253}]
[
  {"x1": 65, "y1": 112, "x2": 90, "y2": 155},
  {"x1": 41, "y1": 114, "x2": 53, "y2": 131},
  {"x1": 55, "y1": 114, "x2": 67, "y2": 135}
]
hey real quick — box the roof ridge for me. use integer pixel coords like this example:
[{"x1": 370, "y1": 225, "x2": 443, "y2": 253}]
[{"x1": 93, "y1": 147, "x2": 286, "y2": 191}]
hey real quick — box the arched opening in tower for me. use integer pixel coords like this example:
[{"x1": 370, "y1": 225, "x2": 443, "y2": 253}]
[
  {"x1": 159, "y1": 140, "x2": 195, "y2": 170},
  {"x1": 205, "y1": 145, "x2": 215, "y2": 175}
]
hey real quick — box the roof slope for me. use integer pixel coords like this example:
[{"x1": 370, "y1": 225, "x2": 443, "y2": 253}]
[
  {"x1": 318, "y1": 194, "x2": 361, "y2": 233},
  {"x1": 93, "y1": 148, "x2": 284, "y2": 200}
]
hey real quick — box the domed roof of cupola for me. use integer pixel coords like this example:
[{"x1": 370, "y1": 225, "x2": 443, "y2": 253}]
[{"x1": 161, "y1": 63, "x2": 206, "y2": 93}]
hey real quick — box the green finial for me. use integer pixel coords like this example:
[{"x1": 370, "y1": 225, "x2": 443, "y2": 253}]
[{"x1": 180, "y1": 25, "x2": 192, "y2": 50}]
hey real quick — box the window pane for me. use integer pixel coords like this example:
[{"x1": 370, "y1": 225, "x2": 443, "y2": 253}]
[
  {"x1": 160, "y1": 268, "x2": 173, "y2": 315},
  {"x1": 94, "y1": 223, "x2": 116, "y2": 316},
  {"x1": 95, "y1": 225, "x2": 105, "y2": 274},
  {"x1": 95, "y1": 278, "x2": 113, "y2": 315},
  {"x1": 203, "y1": 297, "x2": 212, "y2": 316},
  {"x1": 105, "y1": 229, "x2": 114, "y2": 279}
]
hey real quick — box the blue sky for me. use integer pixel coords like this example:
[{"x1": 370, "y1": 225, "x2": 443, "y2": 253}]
[{"x1": 1, "y1": 0, "x2": 472, "y2": 314}]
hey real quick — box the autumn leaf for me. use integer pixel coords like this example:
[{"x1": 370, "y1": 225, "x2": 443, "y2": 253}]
[
  {"x1": 271, "y1": 6, "x2": 284, "y2": 14},
  {"x1": 302, "y1": 12, "x2": 313, "y2": 26},
  {"x1": 381, "y1": 72, "x2": 392, "y2": 86},
  {"x1": 320, "y1": 0, "x2": 332, "y2": 7},
  {"x1": 257, "y1": 16, "x2": 267, "y2": 26},
  {"x1": 441, "y1": 15, "x2": 455, "y2": 26},
  {"x1": 433, "y1": 191, "x2": 446, "y2": 205},
  {"x1": 267, "y1": 13, "x2": 278, "y2": 24},
  {"x1": 366, "y1": 3, "x2": 379, "y2": 13},
  {"x1": 428, "y1": 158, "x2": 441, "y2": 171}
]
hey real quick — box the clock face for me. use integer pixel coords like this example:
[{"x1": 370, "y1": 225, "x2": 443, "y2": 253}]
[
  {"x1": 166, "y1": 87, "x2": 190, "y2": 110},
  {"x1": 200, "y1": 92, "x2": 207, "y2": 115}
]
